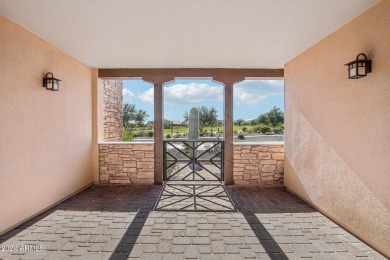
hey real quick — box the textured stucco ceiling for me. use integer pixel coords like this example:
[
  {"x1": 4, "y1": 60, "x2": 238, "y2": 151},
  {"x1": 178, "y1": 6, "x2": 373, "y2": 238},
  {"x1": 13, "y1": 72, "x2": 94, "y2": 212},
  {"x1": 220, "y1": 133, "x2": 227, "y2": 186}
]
[{"x1": 0, "y1": 0, "x2": 380, "y2": 68}]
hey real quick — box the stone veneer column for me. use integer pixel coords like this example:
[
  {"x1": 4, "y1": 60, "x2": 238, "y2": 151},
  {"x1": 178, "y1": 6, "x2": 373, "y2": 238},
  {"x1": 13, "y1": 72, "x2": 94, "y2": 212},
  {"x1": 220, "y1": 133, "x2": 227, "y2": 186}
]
[{"x1": 103, "y1": 80, "x2": 123, "y2": 141}]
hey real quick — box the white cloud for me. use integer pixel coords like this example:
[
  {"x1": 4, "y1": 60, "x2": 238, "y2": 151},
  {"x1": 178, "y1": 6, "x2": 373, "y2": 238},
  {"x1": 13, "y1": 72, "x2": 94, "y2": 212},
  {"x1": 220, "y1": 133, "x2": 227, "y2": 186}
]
[
  {"x1": 235, "y1": 87, "x2": 267, "y2": 104},
  {"x1": 122, "y1": 88, "x2": 134, "y2": 103},
  {"x1": 139, "y1": 88, "x2": 154, "y2": 103},
  {"x1": 138, "y1": 83, "x2": 223, "y2": 105},
  {"x1": 234, "y1": 80, "x2": 283, "y2": 104},
  {"x1": 165, "y1": 83, "x2": 223, "y2": 105},
  {"x1": 137, "y1": 80, "x2": 283, "y2": 105}
]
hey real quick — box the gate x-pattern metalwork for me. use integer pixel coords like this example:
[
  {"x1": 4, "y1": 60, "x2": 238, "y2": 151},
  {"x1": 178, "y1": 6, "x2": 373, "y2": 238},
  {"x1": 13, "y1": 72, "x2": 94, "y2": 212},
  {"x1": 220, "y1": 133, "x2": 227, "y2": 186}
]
[
  {"x1": 156, "y1": 140, "x2": 235, "y2": 211},
  {"x1": 163, "y1": 140, "x2": 224, "y2": 181}
]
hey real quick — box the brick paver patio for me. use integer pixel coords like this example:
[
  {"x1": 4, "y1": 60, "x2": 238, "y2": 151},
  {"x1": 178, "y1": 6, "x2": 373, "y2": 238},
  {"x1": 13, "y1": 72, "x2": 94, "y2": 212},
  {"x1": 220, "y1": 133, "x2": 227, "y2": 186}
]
[{"x1": 0, "y1": 184, "x2": 385, "y2": 259}]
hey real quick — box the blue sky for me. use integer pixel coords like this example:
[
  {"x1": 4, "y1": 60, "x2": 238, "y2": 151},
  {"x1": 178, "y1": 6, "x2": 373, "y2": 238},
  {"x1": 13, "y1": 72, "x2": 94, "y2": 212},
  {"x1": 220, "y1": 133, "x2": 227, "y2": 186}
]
[{"x1": 122, "y1": 79, "x2": 284, "y2": 122}]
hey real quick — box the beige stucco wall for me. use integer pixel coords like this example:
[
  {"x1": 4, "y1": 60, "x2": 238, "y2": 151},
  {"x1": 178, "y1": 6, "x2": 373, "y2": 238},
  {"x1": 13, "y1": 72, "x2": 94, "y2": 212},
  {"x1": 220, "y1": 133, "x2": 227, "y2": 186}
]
[
  {"x1": 0, "y1": 15, "x2": 94, "y2": 234},
  {"x1": 284, "y1": 0, "x2": 390, "y2": 256}
]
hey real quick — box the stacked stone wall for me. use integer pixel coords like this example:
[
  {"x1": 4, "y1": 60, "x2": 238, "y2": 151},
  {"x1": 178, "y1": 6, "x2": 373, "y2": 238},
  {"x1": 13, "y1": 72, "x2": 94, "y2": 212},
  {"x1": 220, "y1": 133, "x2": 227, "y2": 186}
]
[
  {"x1": 99, "y1": 143, "x2": 283, "y2": 186},
  {"x1": 233, "y1": 144, "x2": 284, "y2": 186},
  {"x1": 99, "y1": 143, "x2": 154, "y2": 184},
  {"x1": 103, "y1": 80, "x2": 123, "y2": 141}
]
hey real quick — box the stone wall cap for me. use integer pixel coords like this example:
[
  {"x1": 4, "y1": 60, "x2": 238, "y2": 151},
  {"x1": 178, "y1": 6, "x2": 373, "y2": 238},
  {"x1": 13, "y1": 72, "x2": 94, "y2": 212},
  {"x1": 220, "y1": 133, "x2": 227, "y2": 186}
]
[
  {"x1": 98, "y1": 141, "x2": 154, "y2": 145},
  {"x1": 233, "y1": 141, "x2": 284, "y2": 145},
  {"x1": 98, "y1": 141, "x2": 283, "y2": 145}
]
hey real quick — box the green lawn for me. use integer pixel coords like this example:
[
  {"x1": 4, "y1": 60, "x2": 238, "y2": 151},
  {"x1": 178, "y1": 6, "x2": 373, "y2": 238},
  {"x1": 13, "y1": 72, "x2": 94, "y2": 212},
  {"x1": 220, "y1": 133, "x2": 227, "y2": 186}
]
[
  {"x1": 132, "y1": 125, "x2": 253, "y2": 135},
  {"x1": 163, "y1": 125, "x2": 249, "y2": 135},
  {"x1": 164, "y1": 127, "x2": 188, "y2": 135}
]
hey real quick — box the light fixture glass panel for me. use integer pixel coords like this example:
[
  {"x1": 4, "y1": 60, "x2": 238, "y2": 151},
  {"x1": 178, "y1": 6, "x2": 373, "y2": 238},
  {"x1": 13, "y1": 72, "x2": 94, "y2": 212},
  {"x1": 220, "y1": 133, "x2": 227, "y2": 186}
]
[
  {"x1": 350, "y1": 66, "x2": 357, "y2": 78},
  {"x1": 46, "y1": 79, "x2": 53, "y2": 90},
  {"x1": 53, "y1": 81, "x2": 59, "y2": 91},
  {"x1": 357, "y1": 66, "x2": 366, "y2": 76}
]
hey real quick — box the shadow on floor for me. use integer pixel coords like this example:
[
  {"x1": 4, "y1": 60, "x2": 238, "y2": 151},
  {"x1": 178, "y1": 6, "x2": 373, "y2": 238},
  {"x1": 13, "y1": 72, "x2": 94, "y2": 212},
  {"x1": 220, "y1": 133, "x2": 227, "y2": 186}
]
[
  {"x1": 1, "y1": 184, "x2": 354, "y2": 260},
  {"x1": 155, "y1": 182, "x2": 236, "y2": 212},
  {"x1": 225, "y1": 185, "x2": 315, "y2": 260}
]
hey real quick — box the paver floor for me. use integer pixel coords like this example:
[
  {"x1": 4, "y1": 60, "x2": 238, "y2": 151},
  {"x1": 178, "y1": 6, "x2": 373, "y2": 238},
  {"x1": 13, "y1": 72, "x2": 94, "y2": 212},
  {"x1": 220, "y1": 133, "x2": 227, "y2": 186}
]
[
  {"x1": 155, "y1": 183, "x2": 235, "y2": 212},
  {"x1": 0, "y1": 185, "x2": 386, "y2": 260}
]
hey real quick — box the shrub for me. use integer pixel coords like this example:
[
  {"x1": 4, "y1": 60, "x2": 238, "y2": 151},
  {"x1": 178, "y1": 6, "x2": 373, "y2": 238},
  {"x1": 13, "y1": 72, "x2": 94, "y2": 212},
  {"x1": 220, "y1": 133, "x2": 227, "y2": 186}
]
[
  {"x1": 199, "y1": 132, "x2": 205, "y2": 137},
  {"x1": 134, "y1": 130, "x2": 148, "y2": 137},
  {"x1": 238, "y1": 133, "x2": 245, "y2": 140},
  {"x1": 122, "y1": 128, "x2": 134, "y2": 142},
  {"x1": 260, "y1": 125, "x2": 271, "y2": 134},
  {"x1": 242, "y1": 127, "x2": 248, "y2": 132},
  {"x1": 213, "y1": 142, "x2": 221, "y2": 155},
  {"x1": 148, "y1": 131, "x2": 154, "y2": 137},
  {"x1": 253, "y1": 125, "x2": 262, "y2": 133},
  {"x1": 233, "y1": 131, "x2": 238, "y2": 134},
  {"x1": 273, "y1": 126, "x2": 283, "y2": 134},
  {"x1": 165, "y1": 134, "x2": 171, "y2": 138}
]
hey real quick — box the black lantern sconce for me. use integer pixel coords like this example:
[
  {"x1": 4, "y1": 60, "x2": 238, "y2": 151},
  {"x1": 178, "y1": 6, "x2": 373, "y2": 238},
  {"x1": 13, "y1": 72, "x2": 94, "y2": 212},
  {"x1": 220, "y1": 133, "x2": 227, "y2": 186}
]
[
  {"x1": 43, "y1": 72, "x2": 61, "y2": 91},
  {"x1": 345, "y1": 53, "x2": 372, "y2": 79}
]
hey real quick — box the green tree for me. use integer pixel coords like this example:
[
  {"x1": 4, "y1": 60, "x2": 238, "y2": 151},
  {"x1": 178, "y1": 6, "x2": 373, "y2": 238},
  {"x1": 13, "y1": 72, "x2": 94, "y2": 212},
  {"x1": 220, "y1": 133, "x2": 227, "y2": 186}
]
[
  {"x1": 208, "y1": 107, "x2": 218, "y2": 127},
  {"x1": 250, "y1": 119, "x2": 258, "y2": 126},
  {"x1": 235, "y1": 118, "x2": 244, "y2": 126},
  {"x1": 183, "y1": 106, "x2": 219, "y2": 131},
  {"x1": 183, "y1": 111, "x2": 189, "y2": 122},
  {"x1": 198, "y1": 106, "x2": 208, "y2": 132},
  {"x1": 257, "y1": 113, "x2": 271, "y2": 125},
  {"x1": 267, "y1": 106, "x2": 284, "y2": 127},
  {"x1": 122, "y1": 103, "x2": 148, "y2": 129},
  {"x1": 164, "y1": 119, "x2": 172, "y2": 129},
  {"x1": 134, "y1": 109, "x2": 148, "y2": 127},
  {"x1": 256, "y1": 106, "x2": 284, "y2": 127},
  {"x1": 122, "y1": 104, "x2": 136, "y2": 129},
  {"x1": 199, "y1": 106, "x2": 219, "y2": 131}
]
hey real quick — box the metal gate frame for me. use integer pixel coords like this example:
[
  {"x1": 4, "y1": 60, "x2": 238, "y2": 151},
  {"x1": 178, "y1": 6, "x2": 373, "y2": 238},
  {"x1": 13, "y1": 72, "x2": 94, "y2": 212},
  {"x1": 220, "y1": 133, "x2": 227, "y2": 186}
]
[{"x1": 163, "y1": 140, "x2": 224, "y2": 181}]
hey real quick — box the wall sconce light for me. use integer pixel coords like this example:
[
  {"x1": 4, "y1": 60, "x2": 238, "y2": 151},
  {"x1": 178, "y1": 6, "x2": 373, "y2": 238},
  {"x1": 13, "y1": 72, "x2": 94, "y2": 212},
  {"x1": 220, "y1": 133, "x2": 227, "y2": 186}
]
[
  {"x1": 345, "y1": 53, "x2": 372, "y2": 79},
  {"x1": 43, "y1": 72, "x2": 61, "y2": 91}
]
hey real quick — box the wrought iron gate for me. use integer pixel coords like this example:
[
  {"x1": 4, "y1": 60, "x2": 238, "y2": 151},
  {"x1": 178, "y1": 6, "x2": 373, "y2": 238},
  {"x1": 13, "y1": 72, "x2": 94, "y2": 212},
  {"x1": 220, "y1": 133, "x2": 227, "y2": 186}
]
[{"x1": 163, "y1": 140, "x2": 224, "y2": 181}]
